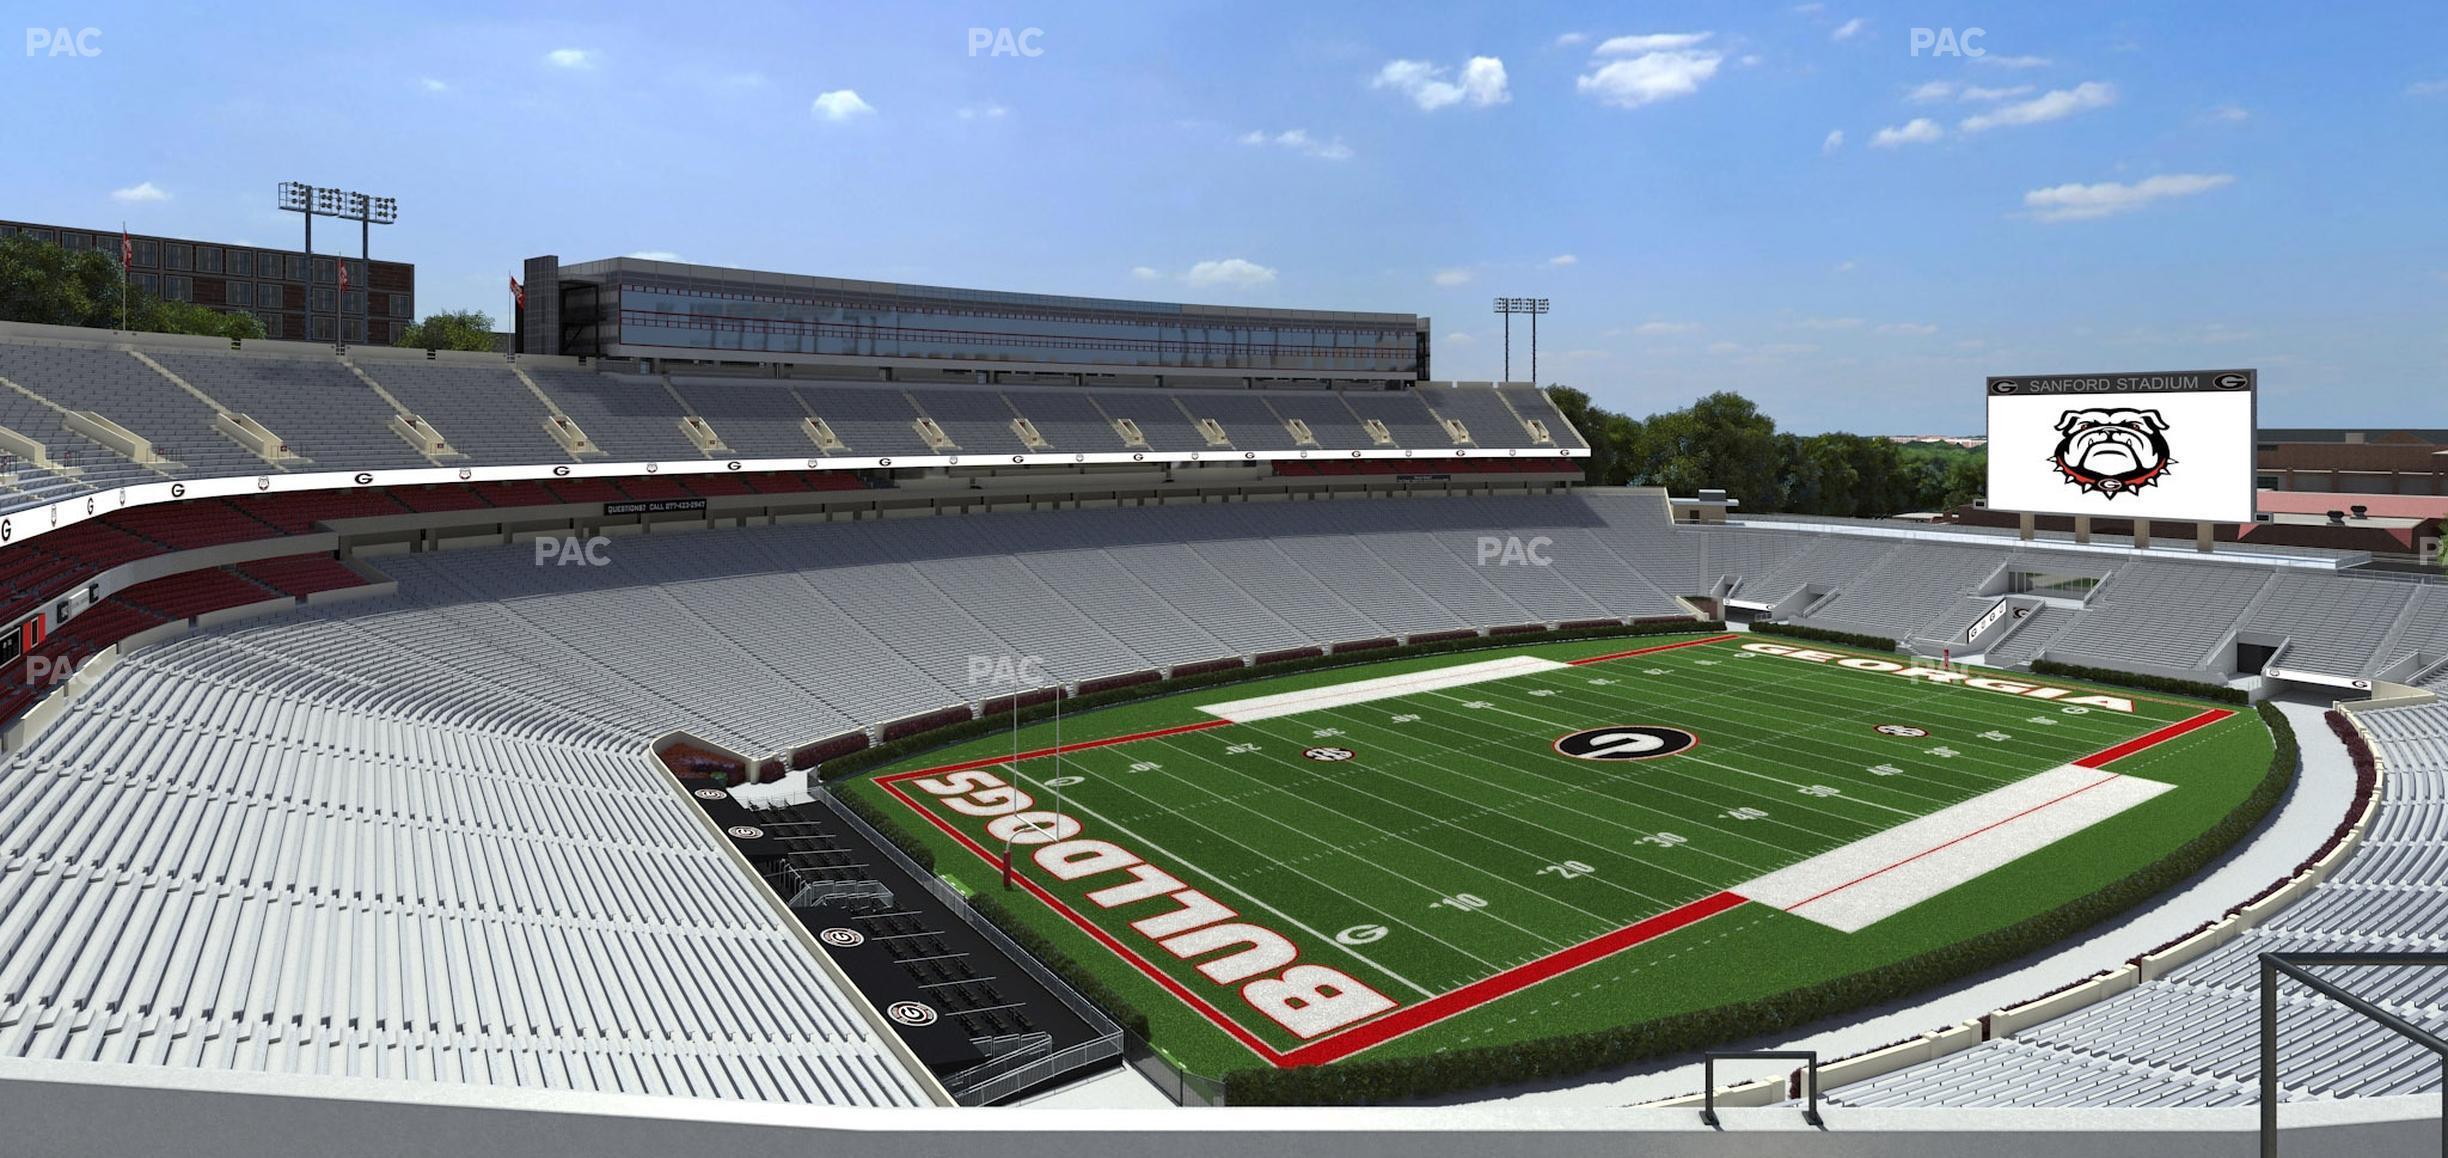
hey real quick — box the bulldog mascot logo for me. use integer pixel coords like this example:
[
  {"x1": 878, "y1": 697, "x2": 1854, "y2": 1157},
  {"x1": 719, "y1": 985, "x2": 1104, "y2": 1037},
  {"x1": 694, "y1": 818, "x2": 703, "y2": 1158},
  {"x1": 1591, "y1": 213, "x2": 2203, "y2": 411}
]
[{"x1": 2050, "y1": 407, "x2": 2172, "y2": 499}]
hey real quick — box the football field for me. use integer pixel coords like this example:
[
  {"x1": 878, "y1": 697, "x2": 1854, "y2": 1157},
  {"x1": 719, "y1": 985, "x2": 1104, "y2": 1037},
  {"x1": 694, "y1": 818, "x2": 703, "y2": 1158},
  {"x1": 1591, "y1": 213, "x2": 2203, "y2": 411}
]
[{"x1": 853, "y1": 631, "x2": 2268, "y2": 1075}]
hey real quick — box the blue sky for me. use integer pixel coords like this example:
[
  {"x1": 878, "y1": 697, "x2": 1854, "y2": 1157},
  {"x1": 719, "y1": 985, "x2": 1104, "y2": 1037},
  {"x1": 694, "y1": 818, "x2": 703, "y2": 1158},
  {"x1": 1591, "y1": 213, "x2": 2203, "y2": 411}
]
[{"x1": 8, "y1": 1, "x2": 2445, "y2": 432}]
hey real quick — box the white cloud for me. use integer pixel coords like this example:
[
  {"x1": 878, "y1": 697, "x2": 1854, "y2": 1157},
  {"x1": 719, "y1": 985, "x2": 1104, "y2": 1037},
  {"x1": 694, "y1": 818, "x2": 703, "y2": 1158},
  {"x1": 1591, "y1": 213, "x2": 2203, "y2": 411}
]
[
  {"x1": 626, "y1": 251, "x2": 683, "y2": 262},
  {"x1": 1445, "y1": 331, "x2": 1476, "y2": 345},
  {"x1": 1240, "y1": 128, "x2": 1353, "y2": 160},
  {"x1": 544, "y1": 48, "x2": 595, "y2": 69},
  {"x1": 1432, "y1": 268, "x2": 1475, "y2": 287},
  {"x1": 2022, "y1": 173, "x2": 2235, "y2": 222},
  {"x1": 418, "y1": 77, "x2": 449, "y2": 93},
  {"x1": 1553, "y1": 32, "x2": 1588, "y2": 48},
  {"x1": 1833, "y1": 259, "x2": 1857, "y2": 273},
  {"x1": 2406, "y1": 79, "x2": 2448, "y2": 97},
  {"x1": 1576, "y1": 35, "x2": 1724, "y2": 109},
  {"x1": 1633, "y1": 320, "x2": 1701, "y2": 335},
  {"x1": 1871, "y1": 118, "x2": 1943, "y2": 147},
  {"x1": 1595, "y1": 32, "x2": 1713, "y2": 54},
  {"x1": 1831, "y1": 17, "x2": 1865, "y2": 41},
  {"x1": 1875, "y1": 321, "x2": 1939, "y2": 336},
  {"x1": 1959, "y1": 81, "x2": 2116, "y2": 132},
  {"x1": 1547, "y1": 254, "x2": 1578, "y2": 267},
  {"x1": 1129, "y1": 266, "x2": 1160, "y2": 281},
  {"x1": 110, "y1": 181, "x2": 169, "y2": 204},
  {"x1": 958, "y1": 102, "x2": 1009, "y2": 120},
  {"x1": 1184, "y1": 258, "x2": 1278, "y2": 288},
  {"x1": 1974, "y1": 54, "x2": 2052, "y2": 69},
  {"x1": 811, "y1": 89, "x2": 876, "y2": 121},
  {"x1": 1821, "y1": 128, "x2": 1845, "y2": 154},
  {"x1": 1796, "y1": 316, "x2": 1864, "y2": 330},
  {"x1": 2206, "y1": 104, "x2": 2249, "y2": 122},
  {"x1": 1911, "y1": 80, "x2": 2034, "y2": 103},
  {"x1": 1372, "y1": 56, "x2": 1510, "y2": 111},
  {"x1": 1706, "y1": 340, "x2": 1745, "y2": 355}
]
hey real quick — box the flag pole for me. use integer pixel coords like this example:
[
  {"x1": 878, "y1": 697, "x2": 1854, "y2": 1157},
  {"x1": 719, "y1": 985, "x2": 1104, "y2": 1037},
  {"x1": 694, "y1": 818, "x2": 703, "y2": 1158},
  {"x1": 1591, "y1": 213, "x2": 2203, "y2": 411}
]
[{"x1": 1002, "y1": 683, "x2": 1018, "y2": 888}]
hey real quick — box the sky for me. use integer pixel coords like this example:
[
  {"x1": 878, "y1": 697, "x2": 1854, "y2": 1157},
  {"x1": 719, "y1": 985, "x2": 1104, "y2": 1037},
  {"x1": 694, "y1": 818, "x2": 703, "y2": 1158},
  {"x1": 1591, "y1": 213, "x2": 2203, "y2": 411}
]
[{"x1": 5, "y1": 1, "x2": 2445, "y2": 433}]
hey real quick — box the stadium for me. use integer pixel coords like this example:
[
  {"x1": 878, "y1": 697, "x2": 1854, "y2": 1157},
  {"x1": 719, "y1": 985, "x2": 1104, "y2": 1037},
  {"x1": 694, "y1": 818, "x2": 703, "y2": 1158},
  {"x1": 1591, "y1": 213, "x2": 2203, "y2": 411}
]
[
  {"x1": 6, "y1": 9, "x2": 2447, "y2": 1156},
  {"x1": 0, "y1": 262, "x2": 2436, "y2": 1151}
]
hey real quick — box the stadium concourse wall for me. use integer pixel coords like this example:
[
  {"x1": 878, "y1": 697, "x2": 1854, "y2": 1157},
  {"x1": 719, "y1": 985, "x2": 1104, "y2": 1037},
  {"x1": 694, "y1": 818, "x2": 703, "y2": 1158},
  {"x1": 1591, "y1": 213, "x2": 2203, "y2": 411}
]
[{"x1": 0, "y1": 1058, "x2": 2439, "y2": 1157}]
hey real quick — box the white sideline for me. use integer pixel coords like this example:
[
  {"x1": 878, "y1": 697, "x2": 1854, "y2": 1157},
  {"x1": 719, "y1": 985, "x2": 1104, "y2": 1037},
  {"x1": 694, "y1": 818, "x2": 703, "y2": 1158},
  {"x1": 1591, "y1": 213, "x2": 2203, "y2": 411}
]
[
  {"x1": 1732, "y1": 764, "x2": 2173, "y2": 933},
  {"x1": 1197, "y1": 655, "x2": 1570, "y2": 723}
]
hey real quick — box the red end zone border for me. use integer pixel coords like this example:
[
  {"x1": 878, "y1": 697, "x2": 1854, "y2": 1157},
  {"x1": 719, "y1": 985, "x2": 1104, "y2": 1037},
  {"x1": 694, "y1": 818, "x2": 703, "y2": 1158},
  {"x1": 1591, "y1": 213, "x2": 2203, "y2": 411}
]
[{"x1": 863, "y1": 638, "x2": 2236, "y2": 1068}]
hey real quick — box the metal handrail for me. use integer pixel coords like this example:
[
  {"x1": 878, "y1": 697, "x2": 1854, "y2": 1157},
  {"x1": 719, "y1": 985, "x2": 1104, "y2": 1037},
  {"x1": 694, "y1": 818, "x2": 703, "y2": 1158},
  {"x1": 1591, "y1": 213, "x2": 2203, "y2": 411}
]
[
  {"x1": 1700, "y1": 1050, "x2": 1821, "y2": 1129},
  {"x1": 2259, "y1": 950, "x2": 2448, "y2": 1157}
]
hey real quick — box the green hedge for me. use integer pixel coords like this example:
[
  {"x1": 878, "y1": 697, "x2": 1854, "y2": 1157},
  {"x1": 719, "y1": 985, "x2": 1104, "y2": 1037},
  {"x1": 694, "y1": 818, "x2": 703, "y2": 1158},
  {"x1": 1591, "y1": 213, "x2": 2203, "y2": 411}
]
[
  {"x1": 965, "y1": 888, "x2": 1156, "y2": 1041},
  {"x1": 818, "y1": 620, "x2": 1723, "y2": 781},
  {"x1": 1748, "y1": 621, "x2": 1900, "y2": 652},
  {"x1": 2031, "y1": 659, "x2": 2249, "y2": 705},
  {"x1": 1223, "y1": 701, "x2": 2296, "y2": 1105},
  {"x1": 834, "y1": 782, "x2": 934, "y2": 872}
]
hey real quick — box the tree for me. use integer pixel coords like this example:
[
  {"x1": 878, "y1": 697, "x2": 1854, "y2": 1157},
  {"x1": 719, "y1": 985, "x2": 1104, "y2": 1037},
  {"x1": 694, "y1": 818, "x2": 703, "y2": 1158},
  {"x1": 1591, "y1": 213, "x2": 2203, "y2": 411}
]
[
  {"x1": 1621, "y1": 392, "x2": 1787, "y2": 512},
  {"x1": 0, "y1": 233, "x2": 262, "y2": 338},
  {"x1": 395, "y1": 308, "x2": 499, "y2": 352}
]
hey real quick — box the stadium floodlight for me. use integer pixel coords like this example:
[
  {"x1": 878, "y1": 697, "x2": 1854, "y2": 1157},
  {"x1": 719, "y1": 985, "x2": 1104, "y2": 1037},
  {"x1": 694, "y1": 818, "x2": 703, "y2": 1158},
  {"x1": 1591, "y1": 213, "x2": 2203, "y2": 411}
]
[
  {"x1": 273, "y1": 181, "x2": 401, "y2": 348},
  {"x1": 1491, "y1": 297, "x2": 1551, "y2": 384}
]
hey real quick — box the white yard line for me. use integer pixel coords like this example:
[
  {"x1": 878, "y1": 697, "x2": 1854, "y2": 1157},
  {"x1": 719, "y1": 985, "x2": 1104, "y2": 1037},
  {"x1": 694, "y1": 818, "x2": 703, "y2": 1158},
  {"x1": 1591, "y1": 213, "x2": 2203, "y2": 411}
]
[
  {"x1": 1730, "y1": 764, "x2": 2175, "y2": 932},
  {"x1": 996, "y1": 758, "x2": 1441, "y2": 998},
  {"x1": 1197, "y1": 655, "x2": 1568, "y2": 722}
]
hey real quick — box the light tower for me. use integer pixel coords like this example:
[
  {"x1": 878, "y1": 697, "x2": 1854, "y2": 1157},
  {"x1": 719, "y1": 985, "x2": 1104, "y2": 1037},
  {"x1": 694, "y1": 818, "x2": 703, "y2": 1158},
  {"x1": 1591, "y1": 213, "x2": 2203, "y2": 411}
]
[
  {"x1": 275, "y1": 182, "x2": 398, "y2": 348},
  {"x1": 1492, "y1": 297, "x2": 1550, "y2": 384}
]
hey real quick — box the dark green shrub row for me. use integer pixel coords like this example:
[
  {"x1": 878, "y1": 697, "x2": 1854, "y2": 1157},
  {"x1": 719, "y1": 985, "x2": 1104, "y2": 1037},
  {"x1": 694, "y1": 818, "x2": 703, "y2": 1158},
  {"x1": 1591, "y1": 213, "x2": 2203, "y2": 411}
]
[
  {"x1": 2031, "y1": 659, "x2": 2249, "y2": 705},
  {"x1": 1223, "y1": 702, "x2": 2296, "y2": 1105},
  {"x1": 963, "y1": 887, "x2": 1156, "y2": 1041},
  {"x1": 1748, "y1": 621, "x2": 1899, "y2": 652},
  {"x1": 816, "y1": 619, "x2": 1724, "y2": 782},
  {"x1": 832, "y1": 781, "x2": 934, "y2": 872}
]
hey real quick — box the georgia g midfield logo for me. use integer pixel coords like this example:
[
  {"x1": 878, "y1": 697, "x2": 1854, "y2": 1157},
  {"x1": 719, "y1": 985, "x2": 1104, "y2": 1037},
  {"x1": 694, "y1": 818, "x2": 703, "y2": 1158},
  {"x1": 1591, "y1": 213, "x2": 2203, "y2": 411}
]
[
  {"x1": 2050, "y1": 407, "x2": 2173, "y2": 500},
  {"x1": 1553, "y1": 726, "x2": 1698, "y2": 761}
]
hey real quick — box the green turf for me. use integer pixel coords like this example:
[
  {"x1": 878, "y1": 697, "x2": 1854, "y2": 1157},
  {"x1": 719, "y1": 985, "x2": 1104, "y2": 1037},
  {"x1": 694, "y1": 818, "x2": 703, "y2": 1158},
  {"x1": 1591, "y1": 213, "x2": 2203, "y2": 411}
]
[{"x1": 846, "y1": 632, "x2": 2270, "y2": 1077}]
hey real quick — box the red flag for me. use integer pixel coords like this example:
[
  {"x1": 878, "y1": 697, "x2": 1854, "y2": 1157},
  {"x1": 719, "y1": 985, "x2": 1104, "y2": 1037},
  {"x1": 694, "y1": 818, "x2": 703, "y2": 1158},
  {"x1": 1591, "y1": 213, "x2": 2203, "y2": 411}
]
[
  {"x1": 337, "y1": 259, "x2": 350, "y2": 293},
  {"x1": 509, "y1": 275, "x2": 525, "y2": 308},
  {"x1": 120, "y1": 228, "x2": 131, "y2": 268}
]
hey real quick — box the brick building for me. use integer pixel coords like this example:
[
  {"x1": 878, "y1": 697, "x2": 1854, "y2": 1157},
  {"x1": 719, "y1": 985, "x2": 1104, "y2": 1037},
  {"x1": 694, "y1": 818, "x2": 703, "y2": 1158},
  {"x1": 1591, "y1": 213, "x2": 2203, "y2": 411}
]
[{"x1": 0, "y1": 218, "x2": 414, "y2": 345}]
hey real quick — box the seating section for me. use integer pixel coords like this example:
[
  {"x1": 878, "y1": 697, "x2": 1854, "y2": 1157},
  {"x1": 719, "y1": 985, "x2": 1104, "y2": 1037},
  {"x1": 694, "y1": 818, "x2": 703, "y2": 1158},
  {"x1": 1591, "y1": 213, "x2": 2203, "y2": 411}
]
[
  {"x1": 1418, "y1": 383, "x2": 1539, "y2": 448},
  {"x1": 0, "y1": 335, "x2": 1586, "y2": 536},
  {"x1": 1736, "y1": 535, "x2": 1903, "y2": 607},
  {"x1": 1340, "y1": 390, "x2": 1459, "y2": 450},
  {"x1": 0, "y1": 343, "x2": 259, "y2": 476},
  {"x1": 2241, "y1": 575, "x2": 2419, "y2": 676},
  {"x1": 362, "y1": 361, "x2": 569, "y2": 462},
  {"x1": 1832, "y1": 687, "x2": 2448, "y2": 1108},
  {"x1": 2042, "y1": 564, "x2": 2275, "y2": 673},
  {"x1": 151, "y1": 351, "x2": 430, "y2": 468},
  {"x1": 0, "y1": 611, "x2": 934, "y2": 1105},
  {"x1": 1799, "y1": 545, "x2": 2004, "y2": 641}
]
